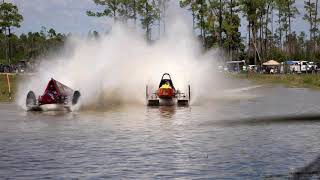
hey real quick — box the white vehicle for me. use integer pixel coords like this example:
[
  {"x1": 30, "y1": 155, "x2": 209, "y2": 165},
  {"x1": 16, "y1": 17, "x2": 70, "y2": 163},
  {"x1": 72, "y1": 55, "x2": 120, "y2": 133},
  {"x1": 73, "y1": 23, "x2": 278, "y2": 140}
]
[
  {"x1": 226, "y1": 60, "x2": 246, "y2": 72},
  {"x1": 300, "y1": 61, "x2": 309, "y2": 73},
  {"x1": 298, "y1": 61, "x2": 317, "y2": 73},
  {"x1": 248, "y1": 65, "x2": 256, "y2": 70},
  {"x1": 307, "y1": 61, "x2": 317, "y2": 72}
]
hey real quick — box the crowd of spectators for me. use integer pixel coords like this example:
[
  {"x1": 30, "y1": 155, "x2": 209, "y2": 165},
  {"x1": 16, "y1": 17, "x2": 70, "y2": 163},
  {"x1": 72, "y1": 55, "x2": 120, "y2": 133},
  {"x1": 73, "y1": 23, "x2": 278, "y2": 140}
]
[
  {"x1": 0, "y1": 61, "x2": 35, "y2": 73},
  {"x1": 0, "y1": 64, "x2": 20, "y2": 73}
]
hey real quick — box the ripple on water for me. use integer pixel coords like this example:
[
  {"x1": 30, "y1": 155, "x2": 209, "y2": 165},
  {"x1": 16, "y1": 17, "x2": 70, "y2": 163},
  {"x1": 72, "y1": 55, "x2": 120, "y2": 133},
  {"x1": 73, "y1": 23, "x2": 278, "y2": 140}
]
[{"x1": 1, "y1": 86, "x2": 320, "y2": 178}]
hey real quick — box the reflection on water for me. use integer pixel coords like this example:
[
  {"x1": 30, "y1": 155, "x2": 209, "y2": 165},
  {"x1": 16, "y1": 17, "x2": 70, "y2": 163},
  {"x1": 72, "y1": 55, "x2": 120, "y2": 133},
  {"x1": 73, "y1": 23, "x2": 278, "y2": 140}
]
[
  {"x1": 158, "y1": 106, "x2": 176, "y2": 119},
  {"x1": 2, "y1": 85, "x2": 320, "y2": 178}
]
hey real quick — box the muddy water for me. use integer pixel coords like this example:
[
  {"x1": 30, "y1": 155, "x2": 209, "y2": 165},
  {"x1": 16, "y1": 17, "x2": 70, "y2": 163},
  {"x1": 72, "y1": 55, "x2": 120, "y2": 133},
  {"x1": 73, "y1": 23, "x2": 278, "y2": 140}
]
[{"x1": 2, "y1": 84, "x2": 320, "y2": 179}]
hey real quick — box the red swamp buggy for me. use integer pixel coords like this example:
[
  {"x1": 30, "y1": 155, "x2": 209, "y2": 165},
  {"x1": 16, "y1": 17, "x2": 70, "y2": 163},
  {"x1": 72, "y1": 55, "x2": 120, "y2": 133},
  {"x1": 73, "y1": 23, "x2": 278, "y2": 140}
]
[
  {"x1": 146, "y1": 73, "x2": 190, "y2": 106},
  {"x1": 26, "y1": 78, "x2": 81, "y2": 111}
]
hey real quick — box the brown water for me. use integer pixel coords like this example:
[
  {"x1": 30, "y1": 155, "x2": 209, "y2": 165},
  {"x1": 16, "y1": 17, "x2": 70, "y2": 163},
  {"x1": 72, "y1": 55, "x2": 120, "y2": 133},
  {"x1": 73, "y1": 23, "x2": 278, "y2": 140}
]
[{"x1": 2, "y1": 83, "x2": 320, "y2": 179}]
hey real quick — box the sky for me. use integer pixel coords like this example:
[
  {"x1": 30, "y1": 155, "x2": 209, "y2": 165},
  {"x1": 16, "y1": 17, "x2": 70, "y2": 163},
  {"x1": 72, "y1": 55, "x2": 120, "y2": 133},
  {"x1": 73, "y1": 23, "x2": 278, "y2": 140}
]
[
  {"x1": 5, "y1": 0, "x2": 310, "y2": 38},
  {"x1": 6, "y1": 0, "x2": 109, "y2": 35}
]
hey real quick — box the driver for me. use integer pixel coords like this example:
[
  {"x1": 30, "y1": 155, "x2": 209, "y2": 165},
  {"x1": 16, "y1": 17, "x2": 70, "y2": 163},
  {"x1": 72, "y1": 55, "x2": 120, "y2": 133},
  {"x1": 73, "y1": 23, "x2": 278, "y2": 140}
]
[
  {"x1": 48, "y1": 84, "x2": 58, "y2": 95},
  {"x1": 46, "y1": 84, "x2": 58, "y2": 101},
  {"x1": 161, "y1": 81, "x2": 171, "y2": 89}
]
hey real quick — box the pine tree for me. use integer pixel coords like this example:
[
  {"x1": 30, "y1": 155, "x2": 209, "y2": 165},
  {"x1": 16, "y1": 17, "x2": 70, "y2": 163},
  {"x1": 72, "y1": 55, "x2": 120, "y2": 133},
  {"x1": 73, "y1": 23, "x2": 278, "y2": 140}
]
[
  {"x1": 0, "y1": 2, "x2": 23, "y2": 64},
  {"x1": 137, "y1": 0, "x2": 159, "y2": 41},
  {"x1": 87, "y1": 0, "x2": 121, "y2": 22}
]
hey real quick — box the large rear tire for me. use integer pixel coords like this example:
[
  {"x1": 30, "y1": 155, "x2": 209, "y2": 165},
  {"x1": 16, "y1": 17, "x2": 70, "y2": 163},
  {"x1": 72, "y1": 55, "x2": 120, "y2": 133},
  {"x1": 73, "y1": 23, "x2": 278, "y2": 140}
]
[
  {"x1": 72, "y1": 91, "x2": 81, "y2": 105},
  {"x1": 188, "y1": 85, "x2": 191, "y2": 101},
  {"x1": 146, "y1": 85, "x2": 149, "y2": 100},
  {"x1": 26, "y1": 91, "x2": 36, "y2": 108}
]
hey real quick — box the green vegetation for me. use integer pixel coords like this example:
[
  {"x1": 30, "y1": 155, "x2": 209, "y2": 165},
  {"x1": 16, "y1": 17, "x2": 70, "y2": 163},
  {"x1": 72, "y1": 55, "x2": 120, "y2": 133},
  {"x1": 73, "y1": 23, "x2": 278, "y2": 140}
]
[
  {"x1": 179, "y1": 0, "x2": 303, "y2": 63},
  {"x1": 85, "y1": 0, "x2": 320, "y2": 64},
  {"x1": 2, "y1": 1, "x2": 320, "y2": 64},
  {"x1": 87, "y1": 0, "x2": 161, "y2": 41},
  {"x1": 0, "y1": 2, "x2": 66, "y2": 64},
  {"x1": 235, "y1": 73, "x2": 320, "y2": 89},
  {"x1": 0, "y1": 74, "x2": 18, "y2": 102},
  {"x1": 0, "y1": 29, "x2": 67, "y2": 64}
]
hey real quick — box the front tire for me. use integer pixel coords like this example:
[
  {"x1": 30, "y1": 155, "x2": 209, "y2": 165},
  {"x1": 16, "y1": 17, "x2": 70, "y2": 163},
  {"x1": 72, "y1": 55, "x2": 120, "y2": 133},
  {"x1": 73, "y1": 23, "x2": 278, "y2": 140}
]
[
  {"x1": 26, "y1": 91, "x2": 36, "y2": 108},
  {"x1": 72, "y1": 91, "x2": 81, "y2": 105}
]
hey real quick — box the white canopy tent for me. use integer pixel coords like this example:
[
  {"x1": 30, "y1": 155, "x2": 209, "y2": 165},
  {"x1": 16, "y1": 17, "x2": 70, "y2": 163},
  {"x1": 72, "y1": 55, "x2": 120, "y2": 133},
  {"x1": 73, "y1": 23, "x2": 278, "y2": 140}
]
[{"x1": 263, "y1": 60, "x2": 280, "y2": 66}]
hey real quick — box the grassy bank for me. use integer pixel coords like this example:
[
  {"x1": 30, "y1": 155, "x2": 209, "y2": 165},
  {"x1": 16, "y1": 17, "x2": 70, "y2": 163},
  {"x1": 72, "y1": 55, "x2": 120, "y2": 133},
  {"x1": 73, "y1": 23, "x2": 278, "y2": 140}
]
[
  {"x1": 233, "y1": 73, "x2": 320, "y2": 89},
  {"x1": 0, "y1": 74, "x2": 18, "y2": 102}
]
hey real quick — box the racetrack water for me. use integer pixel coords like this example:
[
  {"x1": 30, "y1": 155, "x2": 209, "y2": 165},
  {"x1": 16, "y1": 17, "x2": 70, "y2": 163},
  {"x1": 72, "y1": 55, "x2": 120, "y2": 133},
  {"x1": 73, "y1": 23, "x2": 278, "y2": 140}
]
[{"x1": 16, "y1": 18, "x2": 232, "y2": 110}]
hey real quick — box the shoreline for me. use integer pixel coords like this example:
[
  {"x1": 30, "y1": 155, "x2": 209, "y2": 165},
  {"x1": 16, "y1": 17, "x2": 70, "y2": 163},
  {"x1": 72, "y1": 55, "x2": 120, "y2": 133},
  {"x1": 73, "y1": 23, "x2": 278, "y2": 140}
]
[
  {"x1": 0, "y1": 74, "x2": 18, "y2": 102},
  {"x1": 3, "y1": 73, "x2": 320, "y2": 102},
  {"x1": 231, "y1": 73, "x2": 320, "y2": 89}
]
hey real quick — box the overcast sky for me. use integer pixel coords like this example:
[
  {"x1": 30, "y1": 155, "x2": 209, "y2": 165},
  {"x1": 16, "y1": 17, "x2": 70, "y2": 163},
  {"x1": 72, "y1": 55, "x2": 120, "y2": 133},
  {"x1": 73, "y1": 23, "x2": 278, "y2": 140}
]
[{"x1": 6, "y1": 0, "x2": 309, "y2": 38}]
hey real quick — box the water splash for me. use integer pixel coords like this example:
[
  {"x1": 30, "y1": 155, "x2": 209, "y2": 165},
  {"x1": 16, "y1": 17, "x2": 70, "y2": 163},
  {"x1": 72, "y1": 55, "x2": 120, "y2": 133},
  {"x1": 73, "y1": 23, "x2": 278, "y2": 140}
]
[{"x1": 16, "y1": 19, "x2": 228, "y2": 110}]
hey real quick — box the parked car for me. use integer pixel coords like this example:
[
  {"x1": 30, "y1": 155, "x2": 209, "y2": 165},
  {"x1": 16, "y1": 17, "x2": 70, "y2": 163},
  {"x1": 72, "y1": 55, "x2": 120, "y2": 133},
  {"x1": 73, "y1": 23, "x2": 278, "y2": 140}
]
[{"x1": 307, "y1": 61, "x2": 317, "y2": 73}]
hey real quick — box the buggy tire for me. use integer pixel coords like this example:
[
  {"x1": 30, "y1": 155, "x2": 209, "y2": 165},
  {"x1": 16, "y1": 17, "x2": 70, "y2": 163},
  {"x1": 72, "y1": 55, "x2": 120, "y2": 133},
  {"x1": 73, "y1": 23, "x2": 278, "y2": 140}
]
[
  {"x1": 26, "y1": 91, "x2": 36, "y2": 108},
  {"x1": 72, "y1": 91, "x2": 81, "y2": 105}
]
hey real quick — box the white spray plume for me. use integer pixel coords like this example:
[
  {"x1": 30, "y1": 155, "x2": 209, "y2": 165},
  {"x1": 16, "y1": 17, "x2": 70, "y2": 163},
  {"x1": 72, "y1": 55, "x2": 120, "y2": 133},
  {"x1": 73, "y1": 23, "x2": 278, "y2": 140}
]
[{"x1": 16, "y1": 17, "x2": 228, "y2": 110}]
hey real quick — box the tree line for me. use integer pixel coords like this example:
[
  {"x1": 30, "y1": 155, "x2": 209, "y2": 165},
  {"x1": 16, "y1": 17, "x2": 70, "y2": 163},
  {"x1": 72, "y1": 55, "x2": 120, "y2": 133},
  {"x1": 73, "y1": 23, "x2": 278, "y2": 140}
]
[
  {"x1": 0, "y1": 2, "x2": 66, "y2": 64},
  {"x1": 2, "y1": 1, "x2": 320, "y2": 65},
  {"x1": 0, "y1": 26, "x2": 67, "y2": 64},
  {"x1": 86, "y1": 0, "x2": 169, "y2": 41},
  {"x1": 87, "y1": 0, "x2": 320, "y2": 64},
  {"x1": 181, "y1": 0, "x2": 320, "y2": 64}
]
